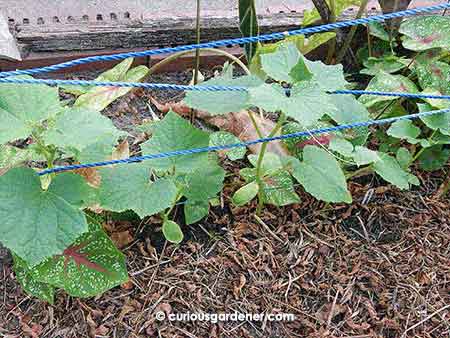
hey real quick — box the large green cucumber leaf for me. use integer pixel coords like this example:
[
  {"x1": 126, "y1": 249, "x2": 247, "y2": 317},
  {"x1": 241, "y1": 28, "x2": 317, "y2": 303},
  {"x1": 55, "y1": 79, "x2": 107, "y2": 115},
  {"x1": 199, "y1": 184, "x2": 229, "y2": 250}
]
[
  {"x1": 372, "y1": 153, "x2": 410, "y2": 190},
  {"x1": 183, "y1": 74, "x2": 263, "y2": 114},
  {"x1": 400, "y1": 16, "x2": 450, "y2": 51},
  {"x1": 249, "y1": 82, "x2": 337, "y2": 126},
  {"x1": 0, "y1": 168, "x2": 89, "y2": 266},
  {"x1": 26, "y1": 221, "x2": 128, "y2": 299},
  {"x1": 43, "y1": 108, "x2": 126, "y2": 152},
  {"x1": 49, "y1": 172, "x2": 97, "y2": 208},
  {"x1": 260, "y1": 42, "x2": 312, "y2": 83},
  {"x1": 210, "y1": 131, "x2": 246, "y2": 160},
  {"x1": 179, "y1": 163, "x2": 224, "y2": 224},
  {"x1": 249, "y1": 33, "x2": 335, "y2": 79},
  {"x1": 292, "y1": 146, "x2": 352, "y2": 203},
  {"x1": 359, "y1": 72, "x2": 418, "y2": 107},
  {"x1": 413, "y1": 59, "x2": 450, "y2": 94},
  {"x1": 0, "y1": 76, "x2": 62, "y2": 144},
  {"x1": 74, "y1": 61, "x2": 149, "y2": 111},
  {"x1": 180, "y1": 164, "x2": 225, "y2": 202},
  {"x1": 0, "y1": 145, "x2": 44, "y2": 171},
  {"x1": 141, "y1": 111, "x2": 210, "y2": 173},
  {"x1": 352, "y1": 146, "x2": 380, "y2": 166},
  {"x1": 13, "y1": 254, "x2": 55, "y2": 303},
  {"x1": 304, "y1": 59, "x2": 348, "y2": 91},
  {"x1": 98, "y1": 163, "x2": 178, "y2": 218}
]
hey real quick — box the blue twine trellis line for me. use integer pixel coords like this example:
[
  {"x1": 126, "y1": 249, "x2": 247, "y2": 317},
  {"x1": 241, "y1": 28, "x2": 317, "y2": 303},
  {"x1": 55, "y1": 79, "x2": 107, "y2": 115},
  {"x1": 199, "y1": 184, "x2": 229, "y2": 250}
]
[
  {"x1": 38, "y1": 107, "x2": 450, "y2": 176},
  {"x1": 1, "y1": 77, "x2": 450, "y2": 101},
  {"x1": 1, "y1": 2, "x2": 449, "y2": 79}
]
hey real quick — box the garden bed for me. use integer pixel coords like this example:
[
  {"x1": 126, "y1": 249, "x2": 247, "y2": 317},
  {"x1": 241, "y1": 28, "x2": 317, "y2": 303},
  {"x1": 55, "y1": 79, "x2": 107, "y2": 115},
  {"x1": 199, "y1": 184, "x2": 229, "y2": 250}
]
[
  {"x1": 1, "y1": 4, "x2": 450, "y2": 338},
  {"x1": 1, "y1": 66, "x2": 450, "y2": 337}
]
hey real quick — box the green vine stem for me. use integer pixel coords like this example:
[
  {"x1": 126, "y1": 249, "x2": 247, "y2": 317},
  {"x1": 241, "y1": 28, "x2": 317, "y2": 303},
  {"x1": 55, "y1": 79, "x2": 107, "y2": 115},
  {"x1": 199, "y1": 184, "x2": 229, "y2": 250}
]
[
  {"x1": 335, "y1": 0, "x2": 369, "y2": 64},
  {"x1": 255, "y1": 113, "x2": 286, "y2": 215},
  {"x1": 193, "y1": 0, "x2": 201, "y2": 85},
  {"x1": 147, "y1": 48, "x2": 250, "y2": 76}
]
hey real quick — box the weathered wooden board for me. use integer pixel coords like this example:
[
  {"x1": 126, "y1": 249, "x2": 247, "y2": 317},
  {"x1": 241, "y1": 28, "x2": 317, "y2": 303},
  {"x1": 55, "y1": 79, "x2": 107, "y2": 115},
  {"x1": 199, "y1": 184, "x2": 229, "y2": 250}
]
[{"x1": 0, "y1": 0, "x2": 445, "y2": 72}]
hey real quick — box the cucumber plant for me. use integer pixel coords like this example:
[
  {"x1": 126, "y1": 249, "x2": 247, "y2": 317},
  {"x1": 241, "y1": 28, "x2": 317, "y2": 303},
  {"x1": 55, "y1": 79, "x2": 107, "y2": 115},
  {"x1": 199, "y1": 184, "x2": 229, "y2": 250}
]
[
  {"x1": 185, "y1": 39, "x2": 422, "y2": 212},
  {"x1": 0, "y1": 58, "x2": 224, "y2": 302},
  {"x1": 358, "y1": 15, "x2": 450, "y2": 186}
]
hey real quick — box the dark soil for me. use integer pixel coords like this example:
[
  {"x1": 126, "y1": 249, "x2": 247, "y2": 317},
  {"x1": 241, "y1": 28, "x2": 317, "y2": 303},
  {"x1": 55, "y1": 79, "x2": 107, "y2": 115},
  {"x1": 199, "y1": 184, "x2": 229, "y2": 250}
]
[{"x1": 1, "y1": 70, "x2": 450, "y2": 338}]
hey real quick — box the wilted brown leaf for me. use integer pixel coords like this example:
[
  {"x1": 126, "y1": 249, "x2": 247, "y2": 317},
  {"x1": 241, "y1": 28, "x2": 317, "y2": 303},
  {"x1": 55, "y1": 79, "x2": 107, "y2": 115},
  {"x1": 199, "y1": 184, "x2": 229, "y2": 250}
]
[
  {"x1": 112, "y1": 140, "x2": 130, "y2": 160},
  {"x1": 150, "y1": 97, "x2": 289, "y2": 156},
  {"x1": 111, "y1": 230, "x2": 133, "y2": 248},
  {"x1": 74, "y1": 167, "x2": 101, "y2": 188}
]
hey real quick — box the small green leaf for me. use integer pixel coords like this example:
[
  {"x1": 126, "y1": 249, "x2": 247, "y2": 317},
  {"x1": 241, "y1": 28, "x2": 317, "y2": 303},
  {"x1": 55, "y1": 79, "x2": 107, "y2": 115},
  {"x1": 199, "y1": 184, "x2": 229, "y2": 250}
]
[
  {"x1": 141, "y1": 111, "x2": 210, "y2": 173},
  {"x1": 292, "y1": 146, "x2": 352, "y2": 203},
  {"x1": 260, "y1": 43, "x2": 312, "y2": 83},
  {"x1": 329, "y1": 138, "x2": 354, "y2": 157},
  {"x1": 352, "y1": 146, "x2": 379, "y2": 166},
  {"x1": 0, "y1": 168, "x2": 88, "y2": 266},
  {"x1": 396, "y1": 147, "x2": 413, "y2": 169},
  {"x1": 418, "y1": 145, "x2": 450, "y2": 171},
  {"x1": 75, "y1": 61, "x2": 149, "y2": 111},
  {"x1": 262, "y1": 171, "x2": 300, "y2": 206},
  {"x1": 0, "y1": 76, "x2": 62, "y2": 144},
  {"x1": 184, "y1": 200, "x2": 209, "y2": 225},
  {"x1": 387, "y1": 120, "x2": 421, "y2": 141},
  {"x1": 360, "y1": 72, "x2": 418, "y2": 107},
  {"x1": 210, "y1": 131, "x2": 246, "y2": 160},
  {"x1": 98, "y1": 164, "x2": 178, "y2": 218},
  {"x1": 361, "y1": 56, "x2": 410, "y2": 76},
  {"x1": 400, "y1": 16, "x2": 450, "y2": 51},
  {"x1": 368, "y1": 22, "x2": 390, "y2": 41},
  {"x1": 162, "y1": 220, "x2": 184, "y2": 244},
  {"x1": 232, "y1": 181, "x2": 259, "y2": 206},
  {"x1": 418, "y1": 103, "x2": 450, "y2": 136},
  {"x1": 372, "y1": 153, "x2": 410, "y2": 189},
  {"x1": 43, "y1": 108, "x2": 126, "y2": 152}
]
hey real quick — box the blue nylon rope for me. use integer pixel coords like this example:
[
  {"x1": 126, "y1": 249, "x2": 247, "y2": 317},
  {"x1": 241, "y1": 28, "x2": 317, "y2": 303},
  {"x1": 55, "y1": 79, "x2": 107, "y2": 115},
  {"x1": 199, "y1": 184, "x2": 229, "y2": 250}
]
[
  {"x1": 38, "y1": 107, "x2": 450, "y2": 176},
  {"x1": 1, "y1": 2, "x2": 449, "y2": 78},
  {"x1": 1, "y1": 77, "x2": 450, "y2": 101}
]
